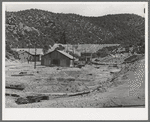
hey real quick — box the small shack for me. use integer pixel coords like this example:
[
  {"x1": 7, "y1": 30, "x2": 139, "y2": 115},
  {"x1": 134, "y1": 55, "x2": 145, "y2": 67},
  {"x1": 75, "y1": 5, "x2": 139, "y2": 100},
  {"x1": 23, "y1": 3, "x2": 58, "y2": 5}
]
[
  {"x1": 18, "y1": 50, "x2": 42, "y2": 62},
  {"x1": 18, "y1": 51, "x2": 33, "y2": 62},
  {"x1": 41, "y1": 50, "x2": 74, "y2": 67},
  {"x1": 32, "y1": 54, "x2": 42, "y2": 62},
  {"x1": 80, "y1": 52, "x2": 92, "y2": 62},
  {"x1": 12, "y1": 48, "x2": 43, "y2": 62}
]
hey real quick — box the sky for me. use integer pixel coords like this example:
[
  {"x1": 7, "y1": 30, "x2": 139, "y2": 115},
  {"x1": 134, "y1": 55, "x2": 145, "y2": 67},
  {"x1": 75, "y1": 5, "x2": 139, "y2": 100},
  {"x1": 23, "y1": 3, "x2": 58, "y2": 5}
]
[{"x1": 4, "y1": 2, "x2": 146, "y2": 17}]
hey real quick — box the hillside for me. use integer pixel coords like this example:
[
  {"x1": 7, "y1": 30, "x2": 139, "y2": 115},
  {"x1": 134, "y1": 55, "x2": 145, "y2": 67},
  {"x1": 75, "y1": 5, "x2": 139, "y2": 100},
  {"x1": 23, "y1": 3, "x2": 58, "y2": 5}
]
[{"x1": 6, "y1": 9, "x2": 145, "y2": 49}]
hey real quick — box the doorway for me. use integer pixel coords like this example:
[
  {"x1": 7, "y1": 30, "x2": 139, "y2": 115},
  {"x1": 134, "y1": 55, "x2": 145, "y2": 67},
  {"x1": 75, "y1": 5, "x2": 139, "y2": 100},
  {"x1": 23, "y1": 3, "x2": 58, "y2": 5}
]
[{"x1": 52, "y1": 59, "x2": 60, "y2": 66}]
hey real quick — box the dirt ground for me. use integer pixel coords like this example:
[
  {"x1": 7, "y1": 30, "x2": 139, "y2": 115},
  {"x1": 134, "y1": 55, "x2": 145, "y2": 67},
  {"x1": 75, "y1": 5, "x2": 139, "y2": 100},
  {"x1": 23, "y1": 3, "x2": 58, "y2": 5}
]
[{"x1": 5, "y1": 58, "x2": 145, "y2": 108}]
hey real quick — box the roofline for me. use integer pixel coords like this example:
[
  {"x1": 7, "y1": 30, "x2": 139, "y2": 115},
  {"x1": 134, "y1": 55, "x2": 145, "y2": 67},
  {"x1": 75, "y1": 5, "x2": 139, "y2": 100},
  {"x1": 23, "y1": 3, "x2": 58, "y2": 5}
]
[
  {"x1": 19, "y1": 50, "x2": 32, "y2": 55},
  {"x1": 19, "y1": 51, "x2": 41, "y2": 56},
  {"x1": 42, "y1": 50, "x2": 74, "y2": 59},
  {"x1": 57, "y1": 50, "x2": 74, "y2": 59}
]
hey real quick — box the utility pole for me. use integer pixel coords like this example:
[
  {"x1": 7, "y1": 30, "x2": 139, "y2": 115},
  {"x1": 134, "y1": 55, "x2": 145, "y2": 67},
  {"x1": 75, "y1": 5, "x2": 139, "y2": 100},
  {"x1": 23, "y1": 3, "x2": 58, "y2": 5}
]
[
  {"x1": 34, "y1": 44, "x2": 37, "y2": 69},
  {"x1": 29, "y1": 45, "x2": 30, "y2": 63},
  {"x1": 27, "y1": 38, "x2": 30, "y2": 64},
  {"x1": 33, "y1": 29, "x2": 40, "y2": 69},
  {"x1": 85, "y1": 48, "x2": 87, "y2": 63},
  {"x1": 27, "y1": 44, "x2": 29, "y2": 64},
  {"x1": 72, "y1": 45, "x2": 74, "y2": 67}
]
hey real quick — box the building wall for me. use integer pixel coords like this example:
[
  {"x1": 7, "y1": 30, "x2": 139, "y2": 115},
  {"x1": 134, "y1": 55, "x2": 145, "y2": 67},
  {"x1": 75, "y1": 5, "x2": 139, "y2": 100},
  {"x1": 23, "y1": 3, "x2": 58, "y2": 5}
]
[
  {"x1": 41, "y1": 50, "x2": 71, "y2": 67},
  {"x1": 41, "y1": 56, "x2": 44, "y2": 65},
  {"x1": 80, "y1": 53, "x2": 92, "y2": 62},
  {"x1": 32, "y1": 55, "x2": 40, "y2": 62},
  {"x1": 18, "y1": 51, "x2": 42, "y2": 62}
]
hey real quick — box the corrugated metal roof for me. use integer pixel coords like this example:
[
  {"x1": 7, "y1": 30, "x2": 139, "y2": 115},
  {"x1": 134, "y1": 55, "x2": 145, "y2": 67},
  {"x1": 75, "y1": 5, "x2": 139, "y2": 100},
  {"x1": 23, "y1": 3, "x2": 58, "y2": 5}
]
[
  {"x1": 18, "y1": 50, "x2": 31, "y2": 55},
  {"x1": 57, "y1": 50, "x2": 74, "y2": 59},
  {"x1": 12, "y1": 48, "x2": 43, "y2": 55},
  {"x1": 63, "y1": 44, "x2": 120, "y2": 53}
]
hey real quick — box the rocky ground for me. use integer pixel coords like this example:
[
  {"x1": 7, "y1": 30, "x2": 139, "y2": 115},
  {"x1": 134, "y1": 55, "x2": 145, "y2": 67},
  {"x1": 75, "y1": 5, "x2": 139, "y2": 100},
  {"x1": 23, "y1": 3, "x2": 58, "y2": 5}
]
[{"x1": 5, "y1": 57, "x2": 145, "y2": 108}]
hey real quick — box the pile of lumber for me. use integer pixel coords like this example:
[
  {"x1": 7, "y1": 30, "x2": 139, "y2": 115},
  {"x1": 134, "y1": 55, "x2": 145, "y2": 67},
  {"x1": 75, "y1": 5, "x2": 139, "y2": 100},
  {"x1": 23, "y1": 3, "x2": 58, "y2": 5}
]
[{"x1": 6, "y1": 84, "x2": 25, "y2": 90}]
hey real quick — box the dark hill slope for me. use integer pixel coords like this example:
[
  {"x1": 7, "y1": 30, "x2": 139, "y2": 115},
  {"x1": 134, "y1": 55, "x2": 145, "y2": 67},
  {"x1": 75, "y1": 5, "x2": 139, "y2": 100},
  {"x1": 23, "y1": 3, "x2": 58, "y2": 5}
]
[
  {"x1": 6, "y1": 9, "x2": 145, "y2": 48},
  {"x1": 86, "y1": 14, "x2": 145, "y2": 44}
]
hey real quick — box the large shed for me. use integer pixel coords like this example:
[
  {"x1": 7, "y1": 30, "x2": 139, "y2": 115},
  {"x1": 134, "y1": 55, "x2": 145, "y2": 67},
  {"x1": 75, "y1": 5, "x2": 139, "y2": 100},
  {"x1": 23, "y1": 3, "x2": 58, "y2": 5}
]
[{"x1": 41, "y1": 50, "x2": 74, "y2": 67}]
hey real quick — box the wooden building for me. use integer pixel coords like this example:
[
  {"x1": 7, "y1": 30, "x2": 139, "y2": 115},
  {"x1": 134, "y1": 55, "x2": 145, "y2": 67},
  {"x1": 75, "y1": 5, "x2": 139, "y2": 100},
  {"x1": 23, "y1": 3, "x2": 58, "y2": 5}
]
[
  {"x1": 12, "y1": 48, "x2": 43, "y2": 62},
  {"x1": 80, "y1": 52, "x2": 92, "y2": 62},
  {"x1": 18, "y1": 50, "x2": 42, "y2": 62},
  {"x1": 41, "y1": 50, "x2": 74, "y2": 67},
  {"x1": 18, "y1": 51, "x2": 33, "y2": 62},
  {"x1": 32, "y1": 54, "x2": 41, "y2": 62}
]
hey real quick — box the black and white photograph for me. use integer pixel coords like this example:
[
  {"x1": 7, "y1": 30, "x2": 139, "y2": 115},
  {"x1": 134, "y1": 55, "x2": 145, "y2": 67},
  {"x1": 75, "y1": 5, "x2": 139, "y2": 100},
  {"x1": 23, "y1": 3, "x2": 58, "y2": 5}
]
[{"x1": 2, "y1": 2, "x2": 148, "y2": 120}]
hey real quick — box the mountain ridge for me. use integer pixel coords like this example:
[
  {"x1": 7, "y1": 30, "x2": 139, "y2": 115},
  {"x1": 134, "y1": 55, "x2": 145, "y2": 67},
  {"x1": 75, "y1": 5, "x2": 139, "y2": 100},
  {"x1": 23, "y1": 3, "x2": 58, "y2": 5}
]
[{"x1": 6, "y1": 9, "x2": 145, "y2": 49}]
